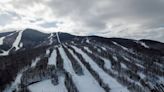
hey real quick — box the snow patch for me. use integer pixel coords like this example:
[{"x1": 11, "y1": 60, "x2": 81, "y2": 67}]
[
  {"x1": 0, "y1": 37, "x2": 5, "y2": 45},
  {"x1": 112, "y1": 41, "x2": 129, "y2": 51},
  {"x1": 31, "y1": 58, "x2": 40, "y2": 67},
  {"x1": 121, "y1": 63, "x2": 128, "y2": 69},
  {"x1": 138, "y1": 73, "x2": 146, "y2": 79},
  {"x1": 46, "y1": 49, "x2": 50, "y2": 55},
  {"x1": 122, "y1": 56, "x2": 130, "y2": 61},
  {"x1": 0, "y1": 50, "x2": 10, "y2": 56},
  {"x1": 86, "y1": 38, "x2": 90, "y2": 43},
  {"x1": 140, "y1": 42, "x2": 149, "y2": 48},
  {"x1": 101, "y1": 57, "x2": 112, "y2": 70},
  {"x1": 19, "y1": 42, "x2": 23, "y2": 48},
  {"x1": 101, "y1": 47, "x2": 107, "y2": 51},
  {"x1": 83, "y1": 47, "x2": 92, "y2": 53},
  {"x1": 113, "y1": 55, "x2": 118, "y2": 61}
]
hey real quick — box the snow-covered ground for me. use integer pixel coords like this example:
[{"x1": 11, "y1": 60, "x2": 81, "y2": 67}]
[
  {"x1": 140, "y1": 42, "x2": 149, "y2": 48},
  {"x1": 0, "y1": 37, "x2": 5, "y2": 45},
  {"x1": 121, "y1": 63, "x2": 128, "y2": 69},
  {"x1": 101, "y1": 57, "x2": 112, "y2": 70},
  {"x1": 56, "y1": 32, "x2": 61, "y2": 44},
  {"x1": 59, "y1": 46, "x2": 105, "y2": 92},
  {"x1": 0, "y1": 50, "x2": 10, "y2": 56},
  {"x1": 3, "y1": 67, "x2": 28, "y2": 92},
  {"x1": 12, "y1": 31, "x2": 23, "y2": 51},
  {"x1": 83, "y1": 46, "x2": 92, "y2": 53},
  {"x1": 112, "y1": 41, "x2": 128, "y2": 51},
  {"x1": 59, "y1": 46, "x2": 75, "y2": 74},
  {"x1": 48, "y1": 33, "x2": 54, "y2": 45},
  {"x1": 31, "y1": 57, "x2": 40, "y2": 67},
  {"x1": 28, "y1": 77, "x2": 67, "y2": 92},
  {"x1": 3, "y1": 73, "x2": 22, "y2": 92},
  {"x1": 72, "y1": 46, "x2": 129, "y2": 92},
  {"x1": 48, "y1": 49, "x2": 57, "y2": 66}
]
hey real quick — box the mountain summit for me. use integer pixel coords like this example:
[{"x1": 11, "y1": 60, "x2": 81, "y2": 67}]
[{"x1": 0, "y1": 29, "x2": 163, "y2": 92}]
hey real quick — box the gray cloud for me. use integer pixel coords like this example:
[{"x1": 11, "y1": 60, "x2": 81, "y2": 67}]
[{"x1": 0, "y1": 0, "x2": 164, "y2": 42}]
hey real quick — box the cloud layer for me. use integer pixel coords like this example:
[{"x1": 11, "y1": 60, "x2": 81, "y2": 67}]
[{"x1": 0, "y1": 0, "x2": 164, "y2": 42}]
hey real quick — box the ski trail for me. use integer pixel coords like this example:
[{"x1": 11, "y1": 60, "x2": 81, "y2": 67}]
[
  {"x1": 0, "y1": 37, "x2": 5, "y2": 45},
  {"x1": 58, "y1": 46, "x2": 75, "y2": 74},
  {"x1": 48, "y1": 33, "x2": 54, "y2": 45},
  {"x1": 67, "y1": 46, "x2": 105, "y2": 92},
  {"x1": 56, "y1": 32, "x2": 61, "y2": 44},
  {"x1": 59, "y1": 45, "x2": 105, "y2": 92},
  {"x1": 83, "y1": 46, "x2": 112, "y2": 70},
  {"x1": 48, "y1": 49, "x2": 57, "y2": 66},
  {"x1": 12, "y1": 30, "x2": 23, "y2": 51},
  {"x1": 72, "y1": 46, "x2": 129, "y2": 92}
]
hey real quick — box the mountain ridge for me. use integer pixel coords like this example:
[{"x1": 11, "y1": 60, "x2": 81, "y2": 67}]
[{"x1": 0, "y1": 28, "x2": 164, "y2": 92}]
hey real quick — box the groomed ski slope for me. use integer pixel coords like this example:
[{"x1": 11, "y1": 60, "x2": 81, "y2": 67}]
[
  {"x1": 59, "y1": 46, "x2": 105, "y2": 92},
  {"x1": 12, "y1": 31, "x2": 23, "y2": 51},
  {"x1": 5, "y1": 44, "x2": 130, "y2": 92},
  {"x1": 0, "y1": 37, "x2": 5, "y2": 45},
  {"x1": 28, "y1": 77, "x2": 67, "y2": 92},
  {"x1": 48, "y1": 49, "x2": 57, "y2": 66},
  {"x1": 71, "y1": 45, "x2": 129, "y2": 92}
]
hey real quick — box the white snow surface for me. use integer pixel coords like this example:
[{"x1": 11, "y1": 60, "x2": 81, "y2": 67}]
[
  {"x1": 121, "y1": 63, "x2": 128, "y2": 69},
  {"x1": 83, "y1": 46, "x2": 92, "y2": 53},
  {"x1": 140, "y1": 42, "x2": 149, "y2": 48},
  {"x1": 3, "y1": 73, "x2": 22, "y2": 92},
  {"x1": 112, "y1": 41, "x2": 128, "y2": 50},
  {"x1": 59, "y1": 45, "x2": 105, "y2": 92},
  {"x1": 59, "y1": 46, "x2": 75, "y2": 74},
  {"x1": 86, "y1": 38, "x2": 90, "y2": 43},
  {"x1": 48, "y1": 33, "x2": 54, "y2": 45},
  {"x1": 46, "y1": 49, "x2": 50, "y2": 55},
  {"x1": 0, "y1": 37, "x2": 5, "y2": 45},
  {"x1": 113, "y1": 55, "x2": 118, "y2": 61},
  {"x1": 48, "y1": 49, "x2": 57, "y2": 66},
  {"x1": 12, "y1": 31, "x2": 23, "y2": 51},
  {"x1": 72, "y1": 46, "x2": 129, "y2": 92},
  {"x1": 19, "y1": 42, "x2": 23, "y2": 48},
  {"x1": 31, "y1": 57, "x2": 40, "y2": 67},
  {"x1": 101, "y1": 57, "x2": 112, "y2": 70},
  {"x1": 28, "y1": 77, "x2": 67, "y2": 92},
  {"x1": 56, "y1": 32, "x2": 61, "y2": 44},
  {"x1": 101, "y1": 46, "x2": 107, "y2": 51},
  {"x1": 0, "y1": 50, "x2": 10, "y2": 56},
  {"x1": 3, "y1": 67, "x2": 28, "y2": 92}
]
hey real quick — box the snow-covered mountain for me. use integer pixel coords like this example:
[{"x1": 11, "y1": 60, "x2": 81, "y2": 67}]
[{"x1": 0, "y1": 28, "x2": 163, "y2": 92}]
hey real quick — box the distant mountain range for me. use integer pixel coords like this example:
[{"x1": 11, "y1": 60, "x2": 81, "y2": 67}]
[{"x1": 0, "y1": 28, "x2": 163, "y2": 92}]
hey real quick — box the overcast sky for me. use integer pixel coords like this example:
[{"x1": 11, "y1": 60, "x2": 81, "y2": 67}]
[{"x1": 0, "y1": 0, "x2": 164, "y2": 42}]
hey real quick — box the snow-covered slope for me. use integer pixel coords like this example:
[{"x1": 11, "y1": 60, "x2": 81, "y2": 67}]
[{"x1": 0, "y1": 29, "x2": 164, "y2": 92}]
